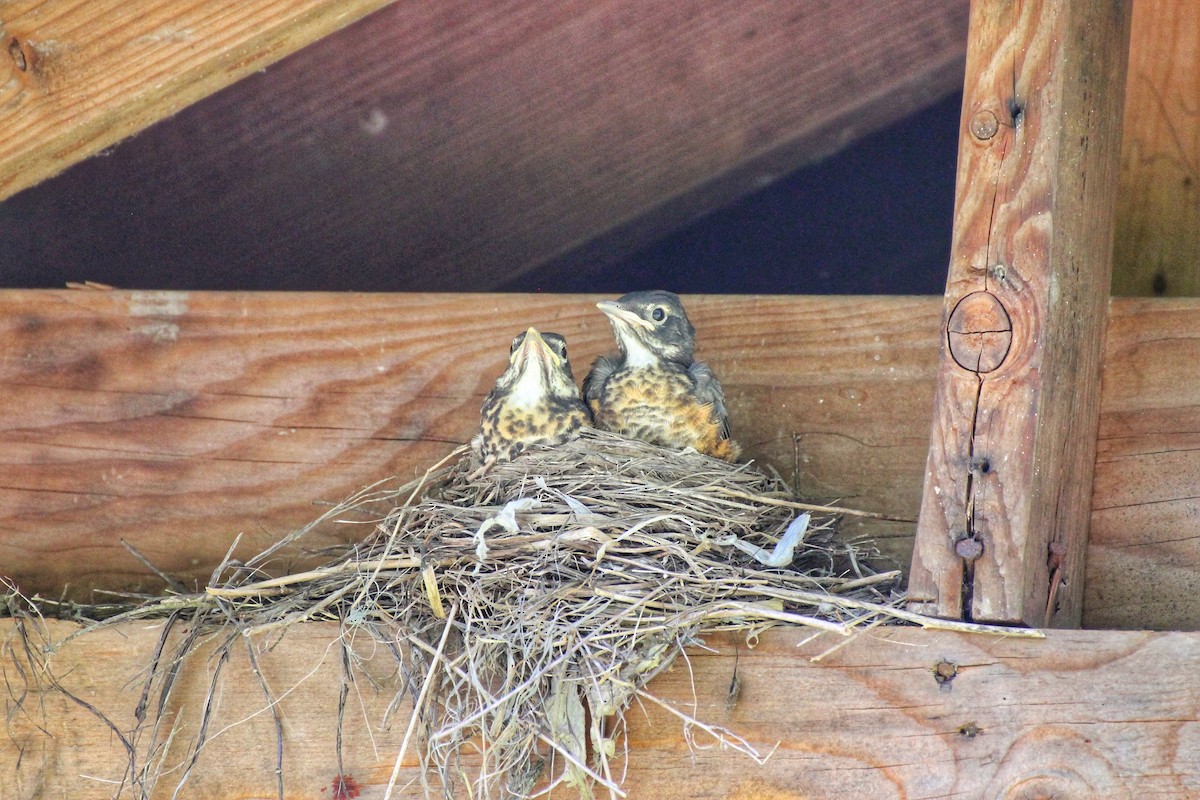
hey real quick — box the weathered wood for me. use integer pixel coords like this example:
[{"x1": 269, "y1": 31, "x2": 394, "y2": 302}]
[
  {"x1": 0, "y1": 0, "x2": 394, "y2": 200},
  {"x1": 0, "y1": 291, "x2": 935, "y2": 601},
  {"x1": 6, "y1": 292, "x2": 1200, "y2": 631},
  {"x1": 910, "y1": 1, "x2": 1132, "y2": 627},
  {"x1": 6, "y1": 621, "x2": 1200, "y2": 798},
  {"x1": 1087, "y1": 298, "x2": 1200, "y2": 631},
  {"x1": 0, "y1": 1, "x2": 968, "y2": 291},
  {"x1": 1112, "y1": 0, "x2": 1200, "y2": 296}
]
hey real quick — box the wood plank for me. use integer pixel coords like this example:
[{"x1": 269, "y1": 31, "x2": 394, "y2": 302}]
[
  {"x1": 1112, "y1": 0, "x2": 1200, "y2": 296},
  {"x1": 6, "y1": 620, "x2": 1200, "y2": 798},
  {"x1": 1087, "y1": 298, "x2": 1200, "y2": 630},
  {"x1": 0, "y1": 0, "x2": 395, "y2": 200},
  {"x1": 4, "y1": 292, "x2": 1200, "y2": 631},
  {"x1": 0, "y1": 1, "x2": 968, "y2": 291},
  {"x1": 909, "y1": 1, "x2": 1131, "y2": 627},
  {"x1": 0, "y1": 291, "x2": 936, "y2": 601}
]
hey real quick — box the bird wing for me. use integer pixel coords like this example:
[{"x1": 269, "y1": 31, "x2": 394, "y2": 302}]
[
  {"x1": 688, "y1": 361, "x2": 732, "y2": 440},
  {"x1": 583, "y1": 354, "x2": 621, "y2": 403}
]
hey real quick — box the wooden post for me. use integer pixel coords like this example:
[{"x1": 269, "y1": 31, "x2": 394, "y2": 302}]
[{"x1": 909, "y1": 1, "x2": 1132, "y2": 627}]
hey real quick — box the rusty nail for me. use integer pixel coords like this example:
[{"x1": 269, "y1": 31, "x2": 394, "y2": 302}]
[
  {"x1": 933, "y1": 659, "x2": 958, "y2": 686},
  {"x1": 955, "y1": 536, "x2": 984, "y2": 561},
  {"x1": 970, "y1": 110, "x2": 998, "y2": 140}
]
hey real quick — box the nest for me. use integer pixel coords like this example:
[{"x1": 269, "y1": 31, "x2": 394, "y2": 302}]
[{"x1": 10, "y1": 428, "x2": 1024, "y2": 799}]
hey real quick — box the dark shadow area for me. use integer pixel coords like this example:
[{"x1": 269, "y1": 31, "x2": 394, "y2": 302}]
[
  {"x1": 512, "y1": 90, "x2": 961, "y2": 295},
  {"x1": 1, "y1": 91, "x2": 959, "y2": 294}
]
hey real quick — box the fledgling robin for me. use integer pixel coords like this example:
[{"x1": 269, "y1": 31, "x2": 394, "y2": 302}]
[
  {"x1": 474, "y1": 328, "x2": 591, "y2": 464},
  {"x1": 583, "y1": 290, "x2": 740, "y2": 461}
]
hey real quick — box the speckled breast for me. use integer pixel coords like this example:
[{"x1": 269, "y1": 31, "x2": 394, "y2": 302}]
[{"x1": 590, "y1": 364, "x2": 736, "y2": 460}]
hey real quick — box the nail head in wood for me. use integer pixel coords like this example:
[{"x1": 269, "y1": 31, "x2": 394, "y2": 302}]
[
  {"x1": 955, "y1": 536, "x2": 984, "y2": 561},
  {"x1": 946, "y1": 290, "x2": 1012, "y2": 373},
  {"x1": 969, "y1": 109, "x2": 998, "y2": 140},
  {"x1": 933, "y1": 659, "x2": 958, "y2": 686}
]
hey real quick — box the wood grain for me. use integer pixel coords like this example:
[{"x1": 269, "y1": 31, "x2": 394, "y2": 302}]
[
  {"x1": 6, "y1": 621, "x2": 1200, "y2": 798},
  {"x1": 909, "y1": 1, "x2": 1132, "y2": 627},
  {"x1": 4, "y1": 291, "x2": 1200, "y2": 631},
  {"x1": 1087, "y1": 298, "x2": 1200, "y2": 630},
  {"x1": 1112, "y1": 0, "x2": 1200, "y2": 296},
  {"x1": 0, "y1": 291, "x2": 938, "y2": 601},
  {"x1": 0, "y1": 0, "x2": 394, "y2": 199},
  {"x1": 1, "y1": 1, "x2": 968, "y2": 292}
]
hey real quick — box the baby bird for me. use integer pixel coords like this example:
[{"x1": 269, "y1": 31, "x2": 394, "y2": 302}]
[
  {"x1": 583, "y1": 290, "x2": 739, "y2": 461},
  {"x1": 475, "y1": 328, "x2": 591, "y2": 464}
]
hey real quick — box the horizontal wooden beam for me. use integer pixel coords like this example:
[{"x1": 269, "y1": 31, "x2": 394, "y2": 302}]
[
  {"x1": 2, "y1": 292, "x2": 1200, "y2": 631},
  {"x1": 0, "y1": 0, "x2": 395, "y2": 200},
  {"x1": 5, "y1": 621, "x2": 1199, "y2": 797}
]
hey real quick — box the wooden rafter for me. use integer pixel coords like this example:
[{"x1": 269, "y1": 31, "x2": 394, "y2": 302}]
[
  {"x1": 0, "y1": 0, "x2": 395, "y2": 199},
  {"x1": 0, "y1": 1, "x2": 969, "y2": 290}
]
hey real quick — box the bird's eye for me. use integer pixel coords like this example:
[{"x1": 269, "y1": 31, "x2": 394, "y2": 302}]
[
  {"x1": 651, "y1": 307, "x2": 667, "y2": 322},
  {"x1": 510, "y1": 334, "x2": 524, "y2": 353}
]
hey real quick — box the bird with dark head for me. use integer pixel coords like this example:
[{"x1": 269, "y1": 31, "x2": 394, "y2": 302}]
[
  {"x1": 475, "y1": 328, "x2": 591, "y2": 464},
  {"x1": 583, "y1": 290, "x2": 740, "y2": 461}
]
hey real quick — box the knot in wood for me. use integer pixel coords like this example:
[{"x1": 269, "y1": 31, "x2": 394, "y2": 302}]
[
  {"x1": 970, "y1": 109, "x2": 999, "y2": 140},
  {"x1": 947, "y1": 291, "x2": 1012, "y2": 373}
]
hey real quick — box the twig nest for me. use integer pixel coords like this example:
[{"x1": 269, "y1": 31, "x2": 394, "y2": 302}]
[
  {"x1": 25, "y1": 428, "x2": 903, "y2": 800},
  {"x1": 344, "y1": 427, "x2": 900, "y2": 798}
]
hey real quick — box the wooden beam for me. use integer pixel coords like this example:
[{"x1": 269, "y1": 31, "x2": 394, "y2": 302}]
[
  {"x1": 0, "y1": 1, "x2": 968, "y2": 290},
  {"x1": 5, "y1": 621, "x2": 1200, "y2": 798},
  {"x1": 0, "y1": 0, "x2": 395, "y2": 200},
  {"x1": 909, "y1": 1, "x2": 1132, "y2": 627},
  {"x1": 1111, "y1": 0, "x2": 1200, "y2": 296},
  {"x1": 0, "y1": 291, "x2": 936, "y2": 601},
  {"x1": 4, "y1": 292, "x2": 1200, "y2": 631}
]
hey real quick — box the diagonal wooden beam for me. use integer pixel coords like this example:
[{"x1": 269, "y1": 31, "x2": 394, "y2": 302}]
[
  {"x1": 0, "y1": 0, "x2": 395, "y2": 200},
  {"x1": 909, "y1": 1, "x2": 1132, "y2": 627},
  {"x1": 1, "y1": 1, "x2": 969, "y2": 290}
]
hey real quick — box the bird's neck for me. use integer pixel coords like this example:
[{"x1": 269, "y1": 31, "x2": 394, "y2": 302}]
[
  {"x1": 617, "y1": 331, "x2": 661, "y2": 369},
  {"x1": 509, "y1": 367, "x2": 547, "y2": 408}
]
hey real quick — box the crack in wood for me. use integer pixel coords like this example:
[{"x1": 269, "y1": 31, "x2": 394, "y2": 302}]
[{"x1": 959, "y1": 373, "x2": 987, "y2": 622}]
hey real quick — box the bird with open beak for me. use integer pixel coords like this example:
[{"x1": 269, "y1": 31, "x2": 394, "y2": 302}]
[
  {"x1": 475, "y1": 328, "x2": 591, "y2": 465},
  {"x1": 583, "y1": 290, "x2": 739, "y2": 461}
]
